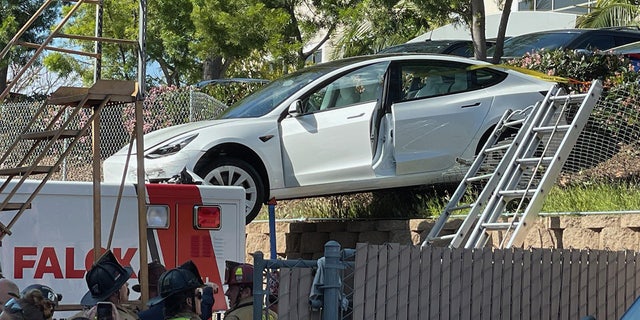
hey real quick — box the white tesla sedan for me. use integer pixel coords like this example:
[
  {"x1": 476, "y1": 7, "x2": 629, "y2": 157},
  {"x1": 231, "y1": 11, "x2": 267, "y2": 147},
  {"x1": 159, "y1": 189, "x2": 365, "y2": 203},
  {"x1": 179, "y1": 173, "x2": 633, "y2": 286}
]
[{"x1": 103, "y1": 54, "x2": 552, "y2": 223}]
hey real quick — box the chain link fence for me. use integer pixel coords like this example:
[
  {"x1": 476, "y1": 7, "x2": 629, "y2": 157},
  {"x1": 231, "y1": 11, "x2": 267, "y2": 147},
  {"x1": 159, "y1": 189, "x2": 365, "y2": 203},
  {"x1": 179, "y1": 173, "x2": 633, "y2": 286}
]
[
  {"x1": 0, "y1": 88, "x2": 228, "y2": 181},
  {"x1": 252, "y1": 241, "x2": 356, "y2": 320}
]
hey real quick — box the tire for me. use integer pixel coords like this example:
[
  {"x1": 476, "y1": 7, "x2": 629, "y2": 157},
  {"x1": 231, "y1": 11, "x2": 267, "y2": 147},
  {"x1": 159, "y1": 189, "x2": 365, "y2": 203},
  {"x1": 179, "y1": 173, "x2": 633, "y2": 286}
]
[{"x1": 198, "y1": 157, "x2": 265, "y2": 224}]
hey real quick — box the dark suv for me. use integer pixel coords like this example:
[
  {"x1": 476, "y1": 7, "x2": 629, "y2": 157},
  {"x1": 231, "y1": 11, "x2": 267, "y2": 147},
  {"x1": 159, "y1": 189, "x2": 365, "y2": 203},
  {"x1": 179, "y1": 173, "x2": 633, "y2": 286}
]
[
  {"x1": 378, "y1": 40, "x2": 495, "y2": 57},
  {"x1": 492, "y1": 27, "x2": 640, "y2": 60}
]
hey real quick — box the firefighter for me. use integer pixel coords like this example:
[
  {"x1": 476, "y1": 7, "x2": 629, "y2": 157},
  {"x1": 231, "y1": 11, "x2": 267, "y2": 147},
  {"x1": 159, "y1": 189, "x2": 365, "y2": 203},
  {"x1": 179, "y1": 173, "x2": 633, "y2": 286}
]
[
  {"x1": 0, "y1": 279, "x2": 19, "y2": 313},
  {"x1": 0, "y1": 289, "x2": 49, "y2": 320},
  {"x1": 73, "y1": 250, "x2": 139, "y2": 320},
  {"x1": 135, "y1": 261, "x2": 166, "y2": 320},
  {"x1": 223, "y1": 262, "x2": 277, "y2": 320},
  {"x1": 148, "y1": 260, "x2": 204, "y2": 320},
  {"x1": 19, "y1": 284, "x2": 62, "y2": 320}
]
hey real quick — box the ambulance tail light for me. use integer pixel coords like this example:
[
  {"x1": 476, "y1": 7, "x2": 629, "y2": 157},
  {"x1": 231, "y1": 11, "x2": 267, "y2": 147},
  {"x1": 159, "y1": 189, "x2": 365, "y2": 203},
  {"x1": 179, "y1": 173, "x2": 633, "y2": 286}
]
[
  {"x1": 194, "y1": 206, "x2": 221, "y2": 229},
  {"x1": 147, "y1": 205, "x2": 169, "y2": 228}
]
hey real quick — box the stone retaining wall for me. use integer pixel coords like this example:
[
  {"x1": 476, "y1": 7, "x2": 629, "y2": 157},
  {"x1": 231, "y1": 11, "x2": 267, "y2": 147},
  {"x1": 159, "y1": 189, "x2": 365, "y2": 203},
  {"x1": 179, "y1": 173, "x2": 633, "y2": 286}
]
[{"x1": 244, "y1": 214, "x2": 640, "y2": 262}]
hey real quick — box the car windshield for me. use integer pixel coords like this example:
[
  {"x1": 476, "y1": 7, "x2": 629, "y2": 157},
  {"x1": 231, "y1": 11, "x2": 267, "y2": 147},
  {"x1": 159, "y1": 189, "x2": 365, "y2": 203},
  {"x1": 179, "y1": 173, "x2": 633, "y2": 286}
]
[
  {"x1": 220, "y1": 59, "x2": 360, "y2": 119},
  {"x1": 492, "y1": 32, "x2": 582, "y2": 58},
  {"x1": 379, "y1": 41, "x2": 455, "y2": 54}
]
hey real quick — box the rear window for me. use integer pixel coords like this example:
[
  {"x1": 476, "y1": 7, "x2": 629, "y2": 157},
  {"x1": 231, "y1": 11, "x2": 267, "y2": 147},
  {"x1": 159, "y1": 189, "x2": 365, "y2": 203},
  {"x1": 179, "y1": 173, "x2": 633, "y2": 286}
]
[{"x1": 495, "y1": 32, "x2": 582, "y2": 57}]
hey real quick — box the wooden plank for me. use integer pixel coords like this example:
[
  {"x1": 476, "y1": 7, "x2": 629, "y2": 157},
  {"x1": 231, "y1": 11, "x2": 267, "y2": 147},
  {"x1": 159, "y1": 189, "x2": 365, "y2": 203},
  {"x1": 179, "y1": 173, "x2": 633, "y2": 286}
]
[
  {"x1": 408, "y1": 246, "x2": 422, "y2": 319},
  {"x1": 597, "y1": 250, "x2": 607, "y2": 319},
  {"x1": 427, "y1": 247, "x2": 442, "y2": 320},
  {"x1": 448, "y1": 248, "x2": 462, "y2": 320},
  {"x1": 521, "y1": 248, "x2": 532, "y2": 320},
  {"x1": 570, "y1": 249, "x2": 583, "y2": 319},
  {"x1": 549, "y1": 249, "x2": 562, "y2": 320},
  {"x1": 579, "y1": 249, "x2": 591, "y2": 317},
  {"x1": 353, "y1": 243, "x2": 369, "y2": 320},
  {"x1": 299, "y1": 269, "x2": 316, "y2": 320},
  {"x1": 365, "y1": 244, "x2": 379, "y2": 319},
  {"x1": 385, "y1": 243, "x2": 400, "y2": 320},
  {"x1": 522, "y1": 249, "x2": 541, "y2": 320},
  {"x1": 587, "y1": 250, "x2": 599, "y2": 317},
  {"x1": 279, "y1": 268, "x2": 292, "y2": 320},
  {"x1": 511, "y1": 248, "x2": 523, "y2": 320},
  {"x1": 606, "y1": 251, "x2": 617, "y2": 320},
  {"x1": 489, "y1": 249, "x2": 503, "y2": 320},
  {"x1": 460, "y1": 248, "x2": 474, "y2": 320},
  {"x1": 626, "y1": 251, "x2": 637, "y2": 312},
  {"x1": 500, "y1": 249, "x2": 513, "y2": 320},
  {"x1": 397, "y1": 245, "x2": 412, "y2": 320},
  {"x1": 440, "y1": 248, "x2": 452, "y2": 320},
  {"x1": 411, "y1": 246, "x2": 425, "y2": 320},
  {"x1": 559, "y1": 249, "x2": 573, "y2": 320},
  {"x1": 616, "y1": 251, "x2": 627, "y2": 318},
  {"x1": 375, "y1": 245, "x2": 388, "y2": 320},
  {"x1": 479, "y1": 248, "x2": 492, "y2": 320},
  {"x1": 540, "y1": 249, "x2": 552, "y2": 320}
]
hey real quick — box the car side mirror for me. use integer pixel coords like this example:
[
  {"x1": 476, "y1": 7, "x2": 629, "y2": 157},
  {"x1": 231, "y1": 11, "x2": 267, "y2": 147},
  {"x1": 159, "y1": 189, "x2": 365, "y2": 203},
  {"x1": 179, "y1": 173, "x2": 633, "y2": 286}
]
[{"x1": 288, "y1": 100, "x2": 302, "y2": 117}]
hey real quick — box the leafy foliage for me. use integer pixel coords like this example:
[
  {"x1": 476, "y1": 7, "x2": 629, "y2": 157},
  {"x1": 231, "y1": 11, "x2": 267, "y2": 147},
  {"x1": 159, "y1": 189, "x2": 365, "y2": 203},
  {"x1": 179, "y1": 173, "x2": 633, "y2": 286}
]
[
  {"x1": 576, "y1": 0, "x2": 640, "y2": 28},
  {"x1": 0, "y1": 0, "x2": 59, "y2": 93}
]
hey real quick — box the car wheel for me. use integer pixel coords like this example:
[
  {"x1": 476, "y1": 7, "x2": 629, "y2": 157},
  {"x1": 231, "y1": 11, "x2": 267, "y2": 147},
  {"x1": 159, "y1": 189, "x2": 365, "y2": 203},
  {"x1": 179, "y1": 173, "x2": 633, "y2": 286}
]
[{"x1": 199, "y1": 157, "x2": 264, "y2": 224}]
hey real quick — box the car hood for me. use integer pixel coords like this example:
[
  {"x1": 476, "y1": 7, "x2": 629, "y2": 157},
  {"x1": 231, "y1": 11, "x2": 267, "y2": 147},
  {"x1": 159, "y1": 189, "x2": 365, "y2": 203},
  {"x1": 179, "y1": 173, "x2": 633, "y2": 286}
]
[{"x1": 142, "y1": 118, "x2": 242, "y2": 150}]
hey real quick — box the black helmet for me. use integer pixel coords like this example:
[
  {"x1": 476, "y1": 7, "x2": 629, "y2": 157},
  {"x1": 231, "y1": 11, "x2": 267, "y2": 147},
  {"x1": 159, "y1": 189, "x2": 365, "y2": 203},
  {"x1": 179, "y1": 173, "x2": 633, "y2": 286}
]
[
  {"x1": 21, "y1": 284, "x2": 62, "y2": 306},
  {"x1": 80, "y1": 251, "x2": 133, "y2": 306},
  {"x1": 148, "y1": 261, "x2": 203, "y2": 306}
]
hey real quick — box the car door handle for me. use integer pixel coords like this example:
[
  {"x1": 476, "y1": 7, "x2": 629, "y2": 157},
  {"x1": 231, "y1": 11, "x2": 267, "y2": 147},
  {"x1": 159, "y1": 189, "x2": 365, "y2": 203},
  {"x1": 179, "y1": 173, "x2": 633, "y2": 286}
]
[
  {"x1": 347, "y1": 113, "x2": 365, "y2": 119},
  {"x1": 461, "y1": 102, "x2": 481, "y2": 108}
]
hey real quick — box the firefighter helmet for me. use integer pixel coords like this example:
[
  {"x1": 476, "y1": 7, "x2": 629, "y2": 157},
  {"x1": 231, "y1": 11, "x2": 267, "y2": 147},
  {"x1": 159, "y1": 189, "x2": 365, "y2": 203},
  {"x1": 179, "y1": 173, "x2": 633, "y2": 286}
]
[
  {"x1": 80, "y1": 251, "x2": 133, "y2": 306},
  {"x1": 148, "y1": 260, "x2": 204, "y2": 306},
  {"x1": 21, "y1": 284, "x2": 62, "y2": 306},
  {"x1": 224, "y1": 261, "x2": 253, "y2": 286}
]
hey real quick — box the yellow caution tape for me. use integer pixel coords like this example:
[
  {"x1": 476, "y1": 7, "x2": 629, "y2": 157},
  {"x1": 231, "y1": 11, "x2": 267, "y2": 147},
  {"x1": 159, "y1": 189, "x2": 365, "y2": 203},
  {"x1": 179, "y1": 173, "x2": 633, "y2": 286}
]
[{"x1": 469, "y1": 64, "x2": 587, "y2": 85}]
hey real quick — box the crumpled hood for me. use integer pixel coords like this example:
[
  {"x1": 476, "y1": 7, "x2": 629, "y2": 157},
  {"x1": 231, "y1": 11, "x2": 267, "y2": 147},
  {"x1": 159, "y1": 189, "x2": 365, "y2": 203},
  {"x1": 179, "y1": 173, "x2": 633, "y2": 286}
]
[{"x1": 140, "y1": 118, "x2": 241, "y2": 152}]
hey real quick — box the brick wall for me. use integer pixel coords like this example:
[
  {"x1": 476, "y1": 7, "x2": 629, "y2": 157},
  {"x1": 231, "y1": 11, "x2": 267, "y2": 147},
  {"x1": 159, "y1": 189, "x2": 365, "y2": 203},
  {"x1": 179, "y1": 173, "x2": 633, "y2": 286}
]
[{"x1": 244, "y1": 214, "x2": 640, "y2": 263}]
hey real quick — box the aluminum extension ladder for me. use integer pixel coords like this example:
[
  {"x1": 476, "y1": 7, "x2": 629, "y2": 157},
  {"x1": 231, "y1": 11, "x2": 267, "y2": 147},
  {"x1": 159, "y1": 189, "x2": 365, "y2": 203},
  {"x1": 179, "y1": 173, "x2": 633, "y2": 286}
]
[{"x1": 422, "y1": 80, "x2": 603, "y2": 249}]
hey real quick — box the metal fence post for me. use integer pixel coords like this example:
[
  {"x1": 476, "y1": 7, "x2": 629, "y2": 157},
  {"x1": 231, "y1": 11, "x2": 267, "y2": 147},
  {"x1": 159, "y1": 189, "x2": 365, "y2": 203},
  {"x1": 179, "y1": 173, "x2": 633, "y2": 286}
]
[
  {"x1": 323, "y1": 240, "x2": 342, "y2": 320},
  {"x1": 253, "y1": 251, "x2": 265, "y2": 320}
]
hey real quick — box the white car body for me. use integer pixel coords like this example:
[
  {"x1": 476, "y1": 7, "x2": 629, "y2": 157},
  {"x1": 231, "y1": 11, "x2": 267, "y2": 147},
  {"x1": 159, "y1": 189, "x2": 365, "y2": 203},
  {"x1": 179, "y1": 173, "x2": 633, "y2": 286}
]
[{"x1": 104, "y1": 54, "x2": 552, "y2": 222}]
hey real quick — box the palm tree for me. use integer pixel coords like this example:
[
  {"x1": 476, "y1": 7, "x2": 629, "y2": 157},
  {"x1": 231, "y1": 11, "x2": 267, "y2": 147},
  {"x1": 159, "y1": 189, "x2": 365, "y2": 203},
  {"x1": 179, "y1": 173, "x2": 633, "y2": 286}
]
[{"x1": 576, "y1": 0, "x2": 640, "y2": 28}]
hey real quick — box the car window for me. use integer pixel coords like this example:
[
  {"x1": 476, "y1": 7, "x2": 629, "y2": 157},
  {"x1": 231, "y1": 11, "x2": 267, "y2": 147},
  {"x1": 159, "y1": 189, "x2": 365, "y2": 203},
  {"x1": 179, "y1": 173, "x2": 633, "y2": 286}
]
[
  {"x1": 573, "y1": 34, "x2": 616, "y2": 50},
  {"x1": 447, "y1": 43, "x2": 474, "y2": 57},
  {"x1": 395, "y1": 61, "x2": 506, "y2": 102},
  {"x1": 495, "y1": 32, "x2": 582, "y2": 57},
  {"x1": 299, "y1": 63, "x2": 387, "y2": 114}
]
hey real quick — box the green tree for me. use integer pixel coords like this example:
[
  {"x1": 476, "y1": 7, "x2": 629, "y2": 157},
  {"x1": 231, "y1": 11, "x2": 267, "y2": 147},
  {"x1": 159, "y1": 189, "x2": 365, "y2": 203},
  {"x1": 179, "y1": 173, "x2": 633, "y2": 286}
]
[
  {"x1": 335, "y1": 0, "x2": 433, "y2": 57},
  {"x1": 191, "y1": 0, "x2": 288, "y2": 81},
  {"x1": 147, "y1": 0, "x2": 198, "y2": 86},
  {"x1": 43, "y1": 0, "x2": 139, "y2": 85},
  {"x1": 0, "y1": 0, "x2": 59, "y2": 95},
  {"x1": 576, "y1": 0, "x2": 640, "y2": 28}
]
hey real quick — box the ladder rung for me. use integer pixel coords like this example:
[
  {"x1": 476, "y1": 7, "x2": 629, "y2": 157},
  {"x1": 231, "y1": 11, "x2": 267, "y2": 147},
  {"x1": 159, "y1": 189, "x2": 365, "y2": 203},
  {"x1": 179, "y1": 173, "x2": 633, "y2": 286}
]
[
  {"x1": 480, "y1": 222, "x2": 519, "y2": 230},
  {"x1": 516, "y1": 157, "x2": 553, "y2": 165},
  {"x1": 21, "y1": 130, "x2": 83, "y2": 140},
  {"x1": 0, "y1": 166, "x2": 56, "y2": 176},
  {"x1": 549, "y1": 93, "x2": 588, "y2": 102},
  {"x1": 449, "y1": 203, "x2": 474, "y2": 211},
  {"x1": 532, "y1": 125, "x2": 571, "y2": 134},
  {"x1": 466, "y1": 173, "x2": 493, "y2": 183},
  {"x1": 1, "y1": 203, "x2": 32, "y2": 211},
  {"x1": 503, "y1": 118, "x2": 526, "y2": 127},
  {"x1": 484, "y1": 143, "x2": 511, "y2": 153},
  {"x1": 498, "y1": 189, "x2": 536, "y2": 199},
  {"x1": 428, "y1": 234, "x2": 456, "y2": 242}
]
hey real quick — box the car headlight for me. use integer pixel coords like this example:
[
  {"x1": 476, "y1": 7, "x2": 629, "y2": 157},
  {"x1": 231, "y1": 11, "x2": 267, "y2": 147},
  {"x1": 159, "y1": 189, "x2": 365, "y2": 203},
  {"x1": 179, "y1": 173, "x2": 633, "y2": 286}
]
[{"x1": 146, "y1": 133, "x2": 199, "y2": 159}]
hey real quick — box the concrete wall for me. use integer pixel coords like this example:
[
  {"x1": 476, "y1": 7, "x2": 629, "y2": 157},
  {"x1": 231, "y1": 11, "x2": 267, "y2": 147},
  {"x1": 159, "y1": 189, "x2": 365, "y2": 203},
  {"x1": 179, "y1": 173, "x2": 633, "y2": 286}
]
[{"x1": 244, "y1": 215, "x2": 640, "y2": 263}]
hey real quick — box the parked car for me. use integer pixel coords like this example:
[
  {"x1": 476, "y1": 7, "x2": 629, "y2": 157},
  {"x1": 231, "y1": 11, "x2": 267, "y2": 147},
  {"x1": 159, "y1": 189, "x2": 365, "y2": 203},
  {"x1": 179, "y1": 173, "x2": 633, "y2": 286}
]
[
  {"x1": 103, "y1": 54, "x2": 553, "y2": 223},
  {"x1": 608, "y1": 40, "x2": 640, "y2": 71},
  {"x1": 492, "y1": 27, "x2": 640, "y2": 60},
  {"x1": 377, "y1": 40, "x2": 495, "y2": 57}
]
